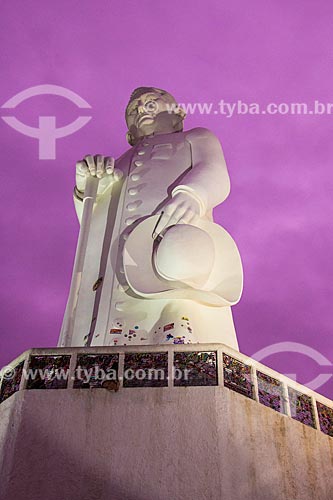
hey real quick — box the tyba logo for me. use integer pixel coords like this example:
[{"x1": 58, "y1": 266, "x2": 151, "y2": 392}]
[
  {"x1": 251, "y1": 341, "x2": 332, "y2": 391},
  {"x1": 1, "y1": 84, "x2": 92, "y2": 159}
]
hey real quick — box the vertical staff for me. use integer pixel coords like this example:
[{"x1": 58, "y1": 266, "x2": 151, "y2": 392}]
[{"x1": 58, "y1": 175, "x2": 99, "y2": 347}]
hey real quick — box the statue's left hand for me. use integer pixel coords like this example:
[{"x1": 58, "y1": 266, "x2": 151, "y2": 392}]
[{"x1": 153, "y1": 192, "x2": 200, "y2": 239}]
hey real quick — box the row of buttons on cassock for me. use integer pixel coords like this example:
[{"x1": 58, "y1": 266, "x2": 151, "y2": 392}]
[
  {"x1": 115, "y1": 140, "x2": 151, "y2": 311},
  {"x1": 124, "y1": 141, "x2": 150, "y2": 226}
]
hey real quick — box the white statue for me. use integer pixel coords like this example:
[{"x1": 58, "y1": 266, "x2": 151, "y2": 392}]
[{"x1": 59, "y1": 87, "x2": 243, "y2": 349}]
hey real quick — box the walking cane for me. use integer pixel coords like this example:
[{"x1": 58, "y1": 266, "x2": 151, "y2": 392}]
[{"x1": 58, "y1": 175, "x2": 99, "y2": 347}]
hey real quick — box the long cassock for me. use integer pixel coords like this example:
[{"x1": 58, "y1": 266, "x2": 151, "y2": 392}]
[{"x1": 60, "y1": 127, "x2": 242, "y2": 349}]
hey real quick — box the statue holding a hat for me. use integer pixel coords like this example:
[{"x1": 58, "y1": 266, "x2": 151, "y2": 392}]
[{"x1": 59, "y1": 87, "x2": 243, "y2": 350}]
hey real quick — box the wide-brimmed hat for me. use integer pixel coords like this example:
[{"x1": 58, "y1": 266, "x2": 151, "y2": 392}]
[{"x1": 123, "y1": 215, "x2": 243, "y2": 307}]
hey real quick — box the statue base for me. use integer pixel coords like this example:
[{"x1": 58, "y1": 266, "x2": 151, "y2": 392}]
[{"x1": 1, "y1": 344, "x2": 333, "y2": 499}]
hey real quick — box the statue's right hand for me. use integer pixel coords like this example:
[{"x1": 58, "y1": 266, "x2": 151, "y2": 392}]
[{"x1": 76, "y1": 154, "x2": 122, "y2": 194}]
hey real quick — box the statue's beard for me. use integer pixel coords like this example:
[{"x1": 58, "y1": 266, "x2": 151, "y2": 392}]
[{"x1": 129, "y1": 112, "x2": 183, "y2": 144}]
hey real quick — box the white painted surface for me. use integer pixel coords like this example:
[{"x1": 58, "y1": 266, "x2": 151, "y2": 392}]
[
  {"x1": 59, "y1": 124, "x2": 242, "y2": 350},
  {"x1": 1, "y1": 383, "x2": 333, "y2": 500}
]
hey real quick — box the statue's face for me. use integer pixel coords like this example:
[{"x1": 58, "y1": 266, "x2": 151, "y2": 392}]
[{"x1": 126, "y1": 90, "x2": 181, "y2": 138}]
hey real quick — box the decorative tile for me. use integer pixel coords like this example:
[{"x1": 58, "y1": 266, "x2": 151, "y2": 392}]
[
  {"x1": 173, "y1": 337, "x2": 185, "y2": 345},
  {"x1": 257, "y1": 371, "x2": 285, "y2": 413},
  {"x1": 26, "y1": 355, "x2": 71, "y2": 390},
  {"x1": 223, "y1": 354, "x2": 254, "y2": 399},
  {"x1": 288, "y1": 387, "x2": 316, "y2": 428},
  {"x1": 164, "y1": 323, "x2": 174, "y2": 332},
  {"x1": 173, "y1": 351, "x2": 218, "y2": 386},
  {"x1": 74, "y1": 354, "x2": 119, "y2": 389},
  {"x1": 0, "y1": 361, "x2": 24, "y2": 404},
  {"x1": 123, "y1": 352, "x2": 168, "y2": 388},
  {"x1": 316, "y1": 402, "x2": 333, "y2": 437},
  {"x1": 110, "y1": 328, "x2": 122, "y2": 334}
]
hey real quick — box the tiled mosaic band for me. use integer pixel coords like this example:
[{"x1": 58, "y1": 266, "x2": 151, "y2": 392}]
[
  {"x1": 257, "y1": 371, "x2": 285, "y2": 413},
  {"x1": 123, "y1": 352, "x2": 168, "y2": 388},
  {"x1": 174, "y1": 351, "x2": 218, "y2": 386},
  {"x1": 288, "y1": 387, "x2": 316, "y2": 428},
  {"x1": 74, "y1": 354, "x2": 119, "y2": 389},
  {"x1": 26, "y1": 355, "x2": 71, "y2": 390},
  {"x1": 1, "y1": 347, "x2": 332, "y2": 439},
  {"x1": 0, "y1": 360, "x2": 24, "y2": 404},
  {"x1": 223, "y1": 353, "x2": 254, "y2": 398}
]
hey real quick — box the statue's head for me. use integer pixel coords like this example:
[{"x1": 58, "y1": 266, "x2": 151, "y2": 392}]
[{"x1": 125, "y1": 87, "x2": 186, "y2": 146}]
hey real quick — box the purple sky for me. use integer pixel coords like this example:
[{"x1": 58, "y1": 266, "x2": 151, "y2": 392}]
[{"x1": 1, "y1": 0, "x2": 333, "y2": 398}]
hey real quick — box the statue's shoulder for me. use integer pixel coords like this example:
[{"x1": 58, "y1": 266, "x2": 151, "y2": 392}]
[{"x1": 184, "y1": 127, "x2": 219, "y2": 142}]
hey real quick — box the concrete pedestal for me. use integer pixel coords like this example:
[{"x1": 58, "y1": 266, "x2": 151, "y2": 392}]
[{"x1": 1, "y1": 382, "x2": 333, "y2": 500}]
